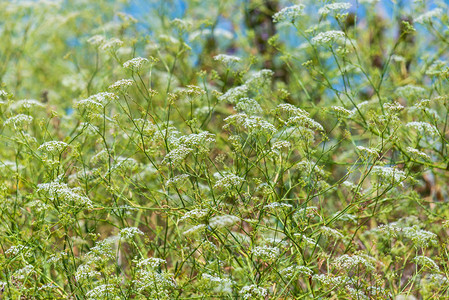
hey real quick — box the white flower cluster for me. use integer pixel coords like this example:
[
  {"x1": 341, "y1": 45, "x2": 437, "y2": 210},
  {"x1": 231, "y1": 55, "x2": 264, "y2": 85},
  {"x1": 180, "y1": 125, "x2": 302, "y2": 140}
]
[
  {"x1": 396, "y1": 84, "x2": 425, "y2": 98},
  {"x1": 424, "y1": 274, "x2": 449, "y2": 285},
  {"x1": 294, "y1": 235, "x2": 316, "y2": 247},
  {"x1": 313, "y1": 274, "x2": 346, "y2": 287},
  {"x1": 5, "y1": 245, "x2": 30, "y2": 257},
  {"x1": 280, "y1": 265, "x2": 313, "y2": 279},
  {"x1": 331, "y1": 106, "x2": 352, "y2": 116},
  {"x1": 223, "y1": 113, "x2": 277, "y2": 134},
  {"x1": 132, "y1": 269, "x2": 176, "y2": 295},
  {"x1": 218, "y1": 85, "x2": 248, "y2": 103},
  {"x1": 75, "y1": 92, "x2": 118, "y2": 112},
  {"x1": 87, "y1": 35, "x2": 106, "y2": 47},
  {"x1": 37, "y1": 180, "x2": 93, "y2": 208},
  {"x1": 245, "y1": 69, "x2": 274, "y2": 88},
  {"x1": 85, "y1": 284, "x2": 117, "y2": 299},
  {"x1": 166, "y1": 174, "x2": 190, "y2": 187},
  {"x1": 383, "y1": 102, "x2": 404, "y2": 114},
  {"x1": 133, "y1": 118, "x2": 158, "y2": 137},
  {"x1": 74, "y1": 264, "x2": 100, "y2": 282},
  {"x1": 119, "y1": 227, "x2": 144, "y2": 240},
  {"x1": 108, "y1": 79, "x2": 134, "y2": 91},
  {"x1": 318, "y1": 2, "x2": 351, "y2": 15},
  {"x1": 213, "y1": 173, "x2": 245, "y2": 191},
  {"x1": 183, "y1": 224, "x2": 206, "y2": 236},
  {"x1": 13, "y1": 264, "x2": 35, "y2": 280},
  {"x1": 413, "y1": 255, "x2": 440, "y2": 272},
  {"x1": 415, "y1": 8, "x2": 443, "y2": 24},
  {"x1": 162, "y1": 145, "x2": 193, "y2": 166},
  {"x1": 312, "y1": 30, "x2": 346, "y2": 45},
  {"x1": 209, "y1": 214, "x2": 239, "y2": 228},
  {"x1": 403, "y1": 226, "x2": 437, "y2": 247},
  {"x1": 320, "y1": 226, "x2": 344, "y2": 239},
  {"x1": 86, "y1": 238, "x2": 116, "y2": 262},
  {"x1": 426, "y1": 60, "x2": 448, "y2": 76},
  {"x1": 4, "y1": 114, "x2": 33, "y2": 130},
  {"x1": 276, "y1": 103, "x2": 323, "y2": 131},
  {"x1": 177, "y1": 131, "x2": 215, "y2": 153},
  {"x1": 0, "y1": 89, "x2": 8, "y2": 97},
  {"x1": 234, "y1": 98, "x2": 262, "y2": 115},
  {"x1": 113, "y1": 156, "x2": 138, "y2": 172},
  {"x1": 406, "y1": 147, "x2": 430, "y2": 160},
  {"x1": 375, "y1": 223, "x2": 437, "y2": 247},
  {"x1": 264, "y1": 202, "x2": 292, "y2": 210},
  {"x1": 356, "y1": 145, "x2": 378, "y2": 158},
  {"x1": 239, "y1": 284, "x2": 268, "y2": 300},
  {"x1": 346, "y1": 287, "x2": 368, "y2": 300},
  {"x1": 213, "y1": 54, "x2": 241, "y2": 66},
  {"x1": 179, "y1": 209, "x2": 209, "y2": 222},
  {"x1": 11, "y1": 99, "x2": 44, "y2": 110},
  {"x1": 333, "y1": 253, "x2": 376, "y2": 271},
  {"x1": 38, "y1": 141, "x2": 68, "y2": 155},
  {"x1": 100, "y1": 38, "x2": 123, "y2": 50},
  {"x1": 296, "y1": 206, "x2": 318, "y2": 219},
  {"x1": 202, "y1": 273, "x2": 234, "y2": 293},
  {"x1": 371, "y1": 166, "x2": 406, "y2": 185},
  {"x1": 252, "y1": 245, "x2": 280, "y2": 261},
  {"x1": 273, "y1": 4, "x2": 305, "y2": 23},
  {"x1": 136, "y1": 257, "x2": 166, "y2": 269},
  {"x1": 271, "y1": 140, "x2": 290, "y2": 152},
  {"x1": 296, "y1": 160, "x2": 326, "y2": 177},
  {"x1": 123, "y1": 57, "x2": 149, "y2": 71},
  {"x1": 406, "y1": 121, "x2": 439, "y2": 137}
]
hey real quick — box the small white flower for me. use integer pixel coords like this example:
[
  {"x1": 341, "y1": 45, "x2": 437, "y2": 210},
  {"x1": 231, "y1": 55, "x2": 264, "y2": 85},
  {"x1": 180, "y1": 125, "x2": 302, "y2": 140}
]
[
  {"x1": 415, "y1": 8, "x2": 443, "y2": 24},
  {"x1": 218, "y1": 85, "x2": 248, "y2": 103},
  {"x1": 101, "y1": 38, "x2": 123, "y2": 50},
  {"x1": 213, "y1": 173, "x2": 245, "y2": 191},
  {"x1": 87, "y1": 35, "x2": 106, "y2": 46},
  {"x1": 75, "y1": 264, "x2": 100, "y2": 282},
  {"x1": 252, "y1": 245, "x2": 280, "y2": 261},
  {"x1": 209, "y1": 215, "x2": 239, "y2": 228},
  {"x1": 4, "y1": 114, "x2": 33, "y2": 130},
  {"x1": 313, "y1": 274, "x2": 346, "y2": 287},
  {"x1": 179, "y1": 209, "x2": 209, "y2": 222},
  {"x1": 136, "y1": 257, "x2": 166, "y2": 269},
  {"x1": 281, "y1": 265, "x2": 313, "y2": 278},
  {"x1": 371, "y1": 166, "x2": 406, "y2": 184},
  {"x1": 356, "y1": 146, "x2": 378, "y2": 158},
  {"x1": 108, "y1": 79, "x2": 134, "y2": 91},
  {"x1": 162, "y1": 145, "x2": 193, "y2": 166},
  {"x1": 312, "y1": 30, "x2": 346, "y2": 45},
  {"x1": 273, "y1": 4, "x2": 305, "y2": 23},
  {"x1": 318, "y1": 2, "x2": 351, "y2": 15},
  {"x1": 85, "y1": 284, "x2": 117, "y2": 299},
  {"x1": 183, "y1": 224, "x2": 206, "y2": 236},
  {"x1": 406, "y1": 147, "x2": 430, "y2": 160},
  {"x1": 123, "y1": 57, "x2": 149, "y2": 71},
  {"x1": 119, "y1": 227, "x2": 144, "y2": 240},
  {"x1": 11, "y1": 99, "x2": 44, "y2": 110},
  {"x1": 331, "y1": 106, "x2": 352, "y2": 116},
  {"x1": 239, "y1": 285, "x2": 268, "y2": 300},
  {"x1": 213, "y1": 54, "x2": 241, "y2": 65},
  {"x1": 38, "y1": 141, "x2": 68, "y2": 155},
  {"x1": 406, "y1": 121, "x2": 439, "y2": 137},
  {"x1": 264, "y1": 202, "x2": 292, "y2": 210},
  {"x1": 413, "y1": 255, "x2": 440, "y2": 272},
  {"x1": 333, "y1": 254, "x2": 376, "y2": 271}
]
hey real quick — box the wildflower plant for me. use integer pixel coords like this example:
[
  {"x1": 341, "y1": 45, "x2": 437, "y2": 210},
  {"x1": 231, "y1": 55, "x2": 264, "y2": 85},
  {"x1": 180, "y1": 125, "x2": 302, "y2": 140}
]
[{"x1": 0, "y1": 0, "x2": 449, "y2": 299}]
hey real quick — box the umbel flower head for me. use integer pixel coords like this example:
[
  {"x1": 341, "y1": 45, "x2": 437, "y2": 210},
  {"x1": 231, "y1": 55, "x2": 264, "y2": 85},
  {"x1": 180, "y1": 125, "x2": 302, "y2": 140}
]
[{"x1": 273, "y1": 4, "x2": 305, "y2": 23}]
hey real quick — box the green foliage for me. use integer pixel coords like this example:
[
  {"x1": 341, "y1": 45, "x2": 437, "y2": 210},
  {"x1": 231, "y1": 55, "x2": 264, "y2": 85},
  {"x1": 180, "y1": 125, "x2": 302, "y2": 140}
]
[{"x1": 1, "y1": 0, "x2": 449, "y2": 298}]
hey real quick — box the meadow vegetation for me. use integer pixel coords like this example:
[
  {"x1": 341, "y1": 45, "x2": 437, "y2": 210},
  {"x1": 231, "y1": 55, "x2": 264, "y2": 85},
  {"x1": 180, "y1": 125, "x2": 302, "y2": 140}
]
[{"x1": 1, "y1": 0, "x2": 449, "y2": 298}]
